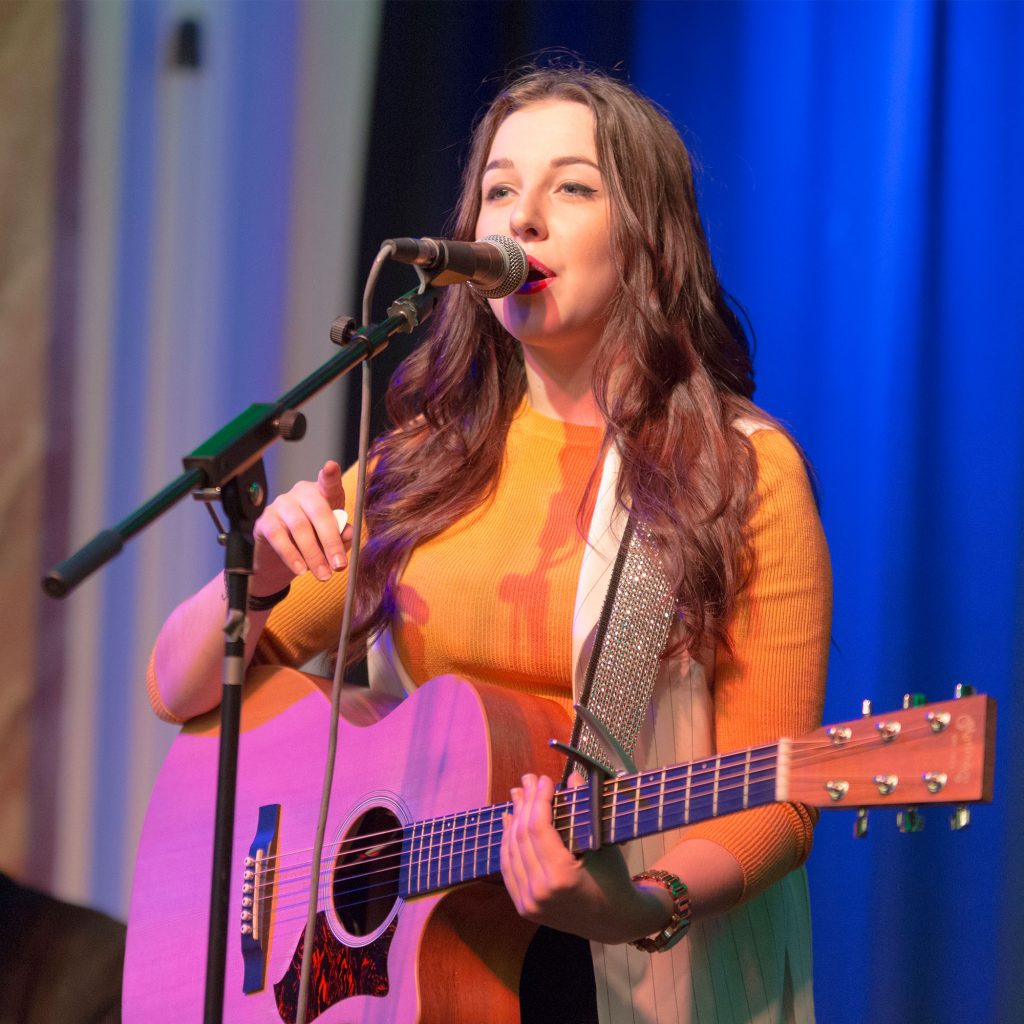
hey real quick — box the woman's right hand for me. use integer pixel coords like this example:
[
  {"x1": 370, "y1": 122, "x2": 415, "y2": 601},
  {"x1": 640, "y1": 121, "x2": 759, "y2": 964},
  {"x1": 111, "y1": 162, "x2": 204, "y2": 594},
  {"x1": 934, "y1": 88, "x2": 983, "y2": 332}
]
[
  {"x1": 251, "y1": 460, "x2": 353, "y2": 594},
  {"x1": 151, "y1": 459, "x2": 352, "y2": 723}
]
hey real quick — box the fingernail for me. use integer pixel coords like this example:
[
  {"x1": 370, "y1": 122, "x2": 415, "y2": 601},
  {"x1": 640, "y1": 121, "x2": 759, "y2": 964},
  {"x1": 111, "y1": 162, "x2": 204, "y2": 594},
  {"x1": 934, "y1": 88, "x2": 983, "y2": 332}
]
[
  {"x1": 315, "y1": 566, "x2": 331, "y2": 582},
  {"x1": 292, "y1": 560, "x2": 305, "y2": 575},
  {"x1": 332, "y1": 554, "x2": 344, "y2": 571}
]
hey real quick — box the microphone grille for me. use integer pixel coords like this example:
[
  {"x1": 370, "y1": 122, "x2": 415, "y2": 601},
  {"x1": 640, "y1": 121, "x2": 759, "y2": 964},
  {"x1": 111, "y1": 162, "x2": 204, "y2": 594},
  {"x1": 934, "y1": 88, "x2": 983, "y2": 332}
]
[{"x1": 473, "y1": 235, "x2": 528, "y2": 298}]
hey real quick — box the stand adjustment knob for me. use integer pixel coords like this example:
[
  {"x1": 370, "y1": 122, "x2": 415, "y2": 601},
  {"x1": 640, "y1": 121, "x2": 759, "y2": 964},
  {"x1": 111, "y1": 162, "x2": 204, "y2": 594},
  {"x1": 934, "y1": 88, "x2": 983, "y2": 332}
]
[{"x1": 274, "y1": 409, "x2": 307, "y2": 442}]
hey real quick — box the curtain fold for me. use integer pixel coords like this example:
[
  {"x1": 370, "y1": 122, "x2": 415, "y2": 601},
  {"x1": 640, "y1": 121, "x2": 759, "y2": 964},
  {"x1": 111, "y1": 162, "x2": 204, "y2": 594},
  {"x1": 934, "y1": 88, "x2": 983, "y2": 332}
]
[
  {"x1": 40, "y1": 0, "x2": 382, "y2": 917},
  {"x1": 634, "y1": 3, "x2": 1023, "y2": 1022}
]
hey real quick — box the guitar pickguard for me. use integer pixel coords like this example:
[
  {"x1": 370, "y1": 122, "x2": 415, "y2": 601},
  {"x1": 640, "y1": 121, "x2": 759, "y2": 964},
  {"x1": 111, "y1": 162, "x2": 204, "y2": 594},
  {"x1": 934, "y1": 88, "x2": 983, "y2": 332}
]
[{"x1": 273, "y1": 913, "x2": 396, "y2": 1023}]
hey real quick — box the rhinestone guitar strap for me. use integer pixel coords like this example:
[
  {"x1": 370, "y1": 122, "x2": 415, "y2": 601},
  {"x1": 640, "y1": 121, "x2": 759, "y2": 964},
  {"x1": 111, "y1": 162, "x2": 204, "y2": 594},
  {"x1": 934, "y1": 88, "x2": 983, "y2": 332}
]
[{"x1": 561, "y1": 512, "x2": 677, "y2": 784}]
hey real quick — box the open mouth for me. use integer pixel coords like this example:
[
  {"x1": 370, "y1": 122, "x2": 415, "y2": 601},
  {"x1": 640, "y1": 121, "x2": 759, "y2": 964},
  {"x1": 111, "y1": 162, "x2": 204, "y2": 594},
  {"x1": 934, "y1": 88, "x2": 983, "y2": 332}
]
[{"x1": 517, "y1": 256, "x2": 556, "y2": 294}]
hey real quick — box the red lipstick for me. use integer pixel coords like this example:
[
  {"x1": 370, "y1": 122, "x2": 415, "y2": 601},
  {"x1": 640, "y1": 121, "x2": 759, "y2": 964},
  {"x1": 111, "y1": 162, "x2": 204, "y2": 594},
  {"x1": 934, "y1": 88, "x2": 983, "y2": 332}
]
[{"x1": 517, "y1": 256, "x2": 556, "y2": 295}]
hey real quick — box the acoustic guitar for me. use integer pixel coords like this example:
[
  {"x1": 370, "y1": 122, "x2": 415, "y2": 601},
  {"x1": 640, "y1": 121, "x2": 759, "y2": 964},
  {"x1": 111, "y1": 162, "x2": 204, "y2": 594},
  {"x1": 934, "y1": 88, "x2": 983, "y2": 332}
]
[{"x1": 123, "y1": 666, "x2": 995, "y2": 1022}]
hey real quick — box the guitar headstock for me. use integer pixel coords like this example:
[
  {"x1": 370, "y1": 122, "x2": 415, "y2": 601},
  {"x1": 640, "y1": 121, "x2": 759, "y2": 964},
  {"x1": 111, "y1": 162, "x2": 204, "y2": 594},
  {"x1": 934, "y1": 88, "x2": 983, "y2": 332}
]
[{"x1": 781, "y1": 693, "x2": 996, "y2": 812}]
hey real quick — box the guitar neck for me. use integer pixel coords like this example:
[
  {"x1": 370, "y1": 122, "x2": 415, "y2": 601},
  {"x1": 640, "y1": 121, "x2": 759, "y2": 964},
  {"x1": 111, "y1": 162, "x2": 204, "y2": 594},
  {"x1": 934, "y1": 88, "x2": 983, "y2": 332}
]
[
  {"x1": 399, "y1": 689, "x2": 998, "y2": 899},
  {"x1": 557, "y1": 743, "x2": 781, "y2": 854},
  {"x1": 401, "y1": 743, "x2": 781, "y2": 898}
]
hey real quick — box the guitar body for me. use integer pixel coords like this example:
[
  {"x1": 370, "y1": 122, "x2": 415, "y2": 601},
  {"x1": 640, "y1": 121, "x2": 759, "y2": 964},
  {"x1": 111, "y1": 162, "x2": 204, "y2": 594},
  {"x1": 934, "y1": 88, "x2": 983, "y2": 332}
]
[
  {"x1": 123, "y1": 667, "x2": 568, "y2": 1023},
  {"x1": 126, "y1": 666, "x2": 996, "y2": 1022}
]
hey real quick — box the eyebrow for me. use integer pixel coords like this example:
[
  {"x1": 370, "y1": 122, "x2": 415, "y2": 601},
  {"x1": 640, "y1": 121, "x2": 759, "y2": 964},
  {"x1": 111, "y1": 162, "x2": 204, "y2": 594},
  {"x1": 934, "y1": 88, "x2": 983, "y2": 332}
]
[{"x1": 482, "y1": 155, "x2": 601, "y2": 174}]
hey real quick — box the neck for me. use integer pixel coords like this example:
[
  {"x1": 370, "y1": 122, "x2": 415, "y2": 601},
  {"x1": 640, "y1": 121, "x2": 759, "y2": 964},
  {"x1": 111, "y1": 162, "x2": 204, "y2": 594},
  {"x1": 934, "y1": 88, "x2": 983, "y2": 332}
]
[{"x1": 522, "y1": 347, "x2": 603, "y2": 426}]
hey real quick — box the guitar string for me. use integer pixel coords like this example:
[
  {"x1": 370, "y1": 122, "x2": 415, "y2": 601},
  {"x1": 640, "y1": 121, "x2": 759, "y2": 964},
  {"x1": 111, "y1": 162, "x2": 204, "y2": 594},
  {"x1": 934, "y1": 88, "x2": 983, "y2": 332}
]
[
  {"x1": 259, "y1": 732, "x2": 944, "y2": 926},
  {"x1": 249, "y1": 717, "x2": 943, "y2": 879},
  {"x1": 257, "y1": 746, "x2": 781, "y2": 878},
  {"x1": 239, "y1": 721, "x2": 950, "y2": 911},
  {"x1": 254, "y1": 739, "x2": 801, "y2": 872},
  {"x1": 244, "y1": 720, "x2": 949, "y2": 909},
  {"x1": 265, "y1": 810, "x2": 955, "y2": 922},
  {"x1": 263, "y1": 755, "x2": 774, "y2": 886}
]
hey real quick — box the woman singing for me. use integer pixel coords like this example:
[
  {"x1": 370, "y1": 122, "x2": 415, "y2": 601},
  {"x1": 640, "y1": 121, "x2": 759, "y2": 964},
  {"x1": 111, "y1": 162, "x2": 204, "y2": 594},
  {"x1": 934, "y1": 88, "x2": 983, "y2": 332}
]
[{"x1": 149, "y1": 67, "x2": 831, "y2": 1024}]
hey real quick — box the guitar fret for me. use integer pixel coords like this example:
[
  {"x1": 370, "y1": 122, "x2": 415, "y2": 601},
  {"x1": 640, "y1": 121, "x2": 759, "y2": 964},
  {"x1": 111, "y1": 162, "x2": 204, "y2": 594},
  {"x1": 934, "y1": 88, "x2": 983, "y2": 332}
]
[
  {"x1": 475, "y1": 807, "x2": 484, "y2": 878},
  {"x1": 398, "y1": 825, "x2": 411, "y2": 900},
  {"x1": 609, "y1": 779, "x2": 619, "y2": 845},
  {"x1": 443, "y1": 815, "x2": 453, "y2": 888},
  {"x1": 455, "y1": 814, "x2": 462, "y2": 883},
  {"x1": 578, "y1": 785, "x2": 593, "y2": 853},
  {"x1": 414, "y1": 821, "x2": 424, "y2": 896},
  {"x1": 478, "y1": 808, "x2": 489, "y2": 878},
  {"x1": 449, "y1": 813, "x2": 458, "y2": 885},
  {"x1": 712, "y1": 755, "x2": 721, "y2": 818},
  {"x1": 452, "y1": 811, "x2": 464, "y2": 884},
  {"x1": 422, "y1": 819, "x2": 432, "y2": 892},
  {"x1": 466, "y1": 811, "x2": 475, "y2": 881},
  {"x1": 743, "y1": 750, "x2": 751, "y2": 809},
  {"x1": 483, "y1": 808, "x2": 495, "y2": 877},
  {"x1": 440, "y1": 816, "x2": 449, "y2": 888},
  {"x1": 613, "y1": 778, "x2": 636, "y2": 845},
  {"x1": 475, "y1": 808, "x2": 487, "y2": 879},
  {"x1": 462, "y1": 810, "x2": 474, "y2": 883},
  {"x1": 749, "y1": 745, "x2": 779, "y2": 808},
  {"x1": 421, "y1": 819, "x2": 430, "y2": 892},
  {"x1": 406, "y1": 823, "x2": 414, "y2": 896},
  {"x1": 420, "y1": 819, "x2": 428, "y2": 893},
  {"x1": 488, "y1": 806, "x2": 503, "y2": 875},
  {"x1": 684, "y1": 762, "x2": 692, "y2": 824},
  {"x1": 449, "y1": 814, "x2": 457, "y2": 885},
  {"x1": 430, "y1": 818, "x2": 441, "y2": 891},
  {"x1": 477, "y1": 807, "x2": 485, "y2": 878},
  {"x1": 446, "y1": 814, "x2": 456, "y2": 885},
  {"x1": 434, "y1": 818, "x2": 442, "y2": 890},
  {"x1": 633, "y1": 775, "x2": 641, "y2": 838},
  {"x1": 443, "y1": 816, "x2": 451, "y2": 887}
]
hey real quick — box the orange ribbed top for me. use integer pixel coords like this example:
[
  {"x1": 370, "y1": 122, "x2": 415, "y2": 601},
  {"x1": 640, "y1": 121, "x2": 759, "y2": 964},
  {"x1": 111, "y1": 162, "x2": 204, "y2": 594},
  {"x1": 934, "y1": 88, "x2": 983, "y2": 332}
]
[
  {"x1": 393, "y1": 403, "x2": 603, "y2": 707},
  {"x1": 147, "y1": 403, "x2": 831, "y2": 898}
]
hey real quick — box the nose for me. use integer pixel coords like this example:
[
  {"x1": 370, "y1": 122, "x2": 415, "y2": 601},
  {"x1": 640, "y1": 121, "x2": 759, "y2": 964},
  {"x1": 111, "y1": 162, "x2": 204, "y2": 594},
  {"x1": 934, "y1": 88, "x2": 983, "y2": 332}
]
[{"x1": 508, "y1": 191, "x2": 547, "y2": 242}]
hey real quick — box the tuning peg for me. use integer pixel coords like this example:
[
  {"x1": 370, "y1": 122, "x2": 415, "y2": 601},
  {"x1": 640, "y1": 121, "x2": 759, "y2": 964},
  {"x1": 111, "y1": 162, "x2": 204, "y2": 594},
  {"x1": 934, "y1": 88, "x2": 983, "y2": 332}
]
[
  {"x1": 897, "y1": 807, "x2": 925, "y2": 833},
  {"x1": 902, "y1": 692, "x2": 926, "y2": 709},
  {"x1": 853, "y1": 807, "x2": 869, "y2": 839},
  {"x1": 853, "y1": 700, "x2": 873, "y2": 838},
  {"x1": 947, "y1": 686, "x2": 976, "y2": 828}
]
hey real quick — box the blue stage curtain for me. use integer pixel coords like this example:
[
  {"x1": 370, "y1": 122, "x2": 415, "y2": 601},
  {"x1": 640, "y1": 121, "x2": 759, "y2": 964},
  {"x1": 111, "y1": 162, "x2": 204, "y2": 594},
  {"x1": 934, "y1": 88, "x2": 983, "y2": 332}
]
[{"x1": 633, "y1": 3, "x2": 1024, "y2": 1022}]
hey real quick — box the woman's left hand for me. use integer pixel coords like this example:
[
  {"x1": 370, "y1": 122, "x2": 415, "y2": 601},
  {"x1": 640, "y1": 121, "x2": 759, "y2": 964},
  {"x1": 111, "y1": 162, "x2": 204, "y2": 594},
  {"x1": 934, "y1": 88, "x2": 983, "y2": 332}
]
[{"x1": 500, "y1": 773, "x2": 673, "y2": 945}]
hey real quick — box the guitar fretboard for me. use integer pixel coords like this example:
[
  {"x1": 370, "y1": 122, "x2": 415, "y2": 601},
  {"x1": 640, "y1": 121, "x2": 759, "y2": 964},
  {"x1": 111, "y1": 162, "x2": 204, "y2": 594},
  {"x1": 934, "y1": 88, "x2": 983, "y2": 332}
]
[{"x1": 399, "y1": 743, "x2": 780, "y2": 899}]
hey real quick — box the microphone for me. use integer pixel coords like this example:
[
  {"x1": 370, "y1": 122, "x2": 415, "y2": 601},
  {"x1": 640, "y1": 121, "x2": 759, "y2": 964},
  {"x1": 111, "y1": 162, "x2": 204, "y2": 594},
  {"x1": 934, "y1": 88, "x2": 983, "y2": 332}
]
[{"x1": 383, "y1": 234, "x2": 528, "y2": 298}]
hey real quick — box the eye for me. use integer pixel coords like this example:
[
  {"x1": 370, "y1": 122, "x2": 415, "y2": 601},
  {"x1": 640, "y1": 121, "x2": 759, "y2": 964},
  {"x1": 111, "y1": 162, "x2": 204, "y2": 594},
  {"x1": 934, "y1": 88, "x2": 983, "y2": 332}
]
[
  {"x1": 484, "y1": 184, "x2": 513, "y2": 202},
  {"x1": 559, "y1": 181, "x2": 597, "y2": 197}
]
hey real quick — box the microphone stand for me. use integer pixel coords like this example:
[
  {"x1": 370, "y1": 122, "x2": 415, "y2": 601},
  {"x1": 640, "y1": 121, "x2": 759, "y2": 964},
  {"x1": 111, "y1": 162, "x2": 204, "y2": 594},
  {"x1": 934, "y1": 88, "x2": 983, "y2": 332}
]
[{"x1": 43, "y1": 282, "x2": 442, "y2": 1024}]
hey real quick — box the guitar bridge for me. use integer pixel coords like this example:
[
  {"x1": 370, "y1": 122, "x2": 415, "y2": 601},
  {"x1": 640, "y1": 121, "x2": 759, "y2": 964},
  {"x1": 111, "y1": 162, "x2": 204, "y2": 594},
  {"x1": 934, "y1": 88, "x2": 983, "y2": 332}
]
[{"x1": 241, "y1": 803, "x2": 281, "y2": 994}]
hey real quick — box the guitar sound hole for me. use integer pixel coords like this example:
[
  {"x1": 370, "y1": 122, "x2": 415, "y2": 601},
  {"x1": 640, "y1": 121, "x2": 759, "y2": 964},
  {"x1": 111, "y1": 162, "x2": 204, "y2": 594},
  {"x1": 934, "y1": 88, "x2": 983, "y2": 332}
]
[{"x1": 332, "y1": 807, "x2": 402, "y2": 937}]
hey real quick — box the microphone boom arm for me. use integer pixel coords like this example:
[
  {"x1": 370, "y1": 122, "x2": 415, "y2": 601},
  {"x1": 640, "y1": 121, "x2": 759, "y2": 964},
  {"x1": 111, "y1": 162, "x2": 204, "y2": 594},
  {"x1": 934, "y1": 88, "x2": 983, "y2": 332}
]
[{"x1": 43, "y1": 283, "x2": 443, "y2": 598}]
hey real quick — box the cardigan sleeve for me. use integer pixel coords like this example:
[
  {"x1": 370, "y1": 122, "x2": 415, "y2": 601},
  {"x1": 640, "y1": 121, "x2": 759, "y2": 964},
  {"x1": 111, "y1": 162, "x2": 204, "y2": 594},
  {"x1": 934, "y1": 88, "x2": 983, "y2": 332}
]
[{"x1": 677, "y1": 427, "x2": 832, "y2": 902}]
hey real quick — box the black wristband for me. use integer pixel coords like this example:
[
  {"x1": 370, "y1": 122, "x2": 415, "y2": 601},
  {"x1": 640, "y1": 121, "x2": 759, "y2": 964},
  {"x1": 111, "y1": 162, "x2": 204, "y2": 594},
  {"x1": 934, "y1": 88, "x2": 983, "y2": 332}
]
[{"x1": 247, "y1": 583, "x2": 291, "y2": 612}]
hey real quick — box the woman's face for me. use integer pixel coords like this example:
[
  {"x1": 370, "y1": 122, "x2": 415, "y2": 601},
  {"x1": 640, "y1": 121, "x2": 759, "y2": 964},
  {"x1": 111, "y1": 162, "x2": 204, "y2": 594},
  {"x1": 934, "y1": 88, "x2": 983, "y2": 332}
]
[{"x1": 474, "y1": 100, "x2": 618, "y2": 365}]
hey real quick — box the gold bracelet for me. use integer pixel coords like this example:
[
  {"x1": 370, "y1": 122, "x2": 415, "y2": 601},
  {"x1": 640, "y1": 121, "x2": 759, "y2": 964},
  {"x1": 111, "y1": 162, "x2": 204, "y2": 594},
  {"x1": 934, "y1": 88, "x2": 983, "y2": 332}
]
[{"x1": 630, "y1": 869, "x2": 691, "y2": 953}]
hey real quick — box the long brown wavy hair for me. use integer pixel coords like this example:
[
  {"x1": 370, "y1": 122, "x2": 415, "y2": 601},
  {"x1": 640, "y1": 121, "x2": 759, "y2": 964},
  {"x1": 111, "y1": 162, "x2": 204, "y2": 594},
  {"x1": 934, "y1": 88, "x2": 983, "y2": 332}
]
[{"x1": 351, "y1": 67, "x2": 763, "y2": 663}]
